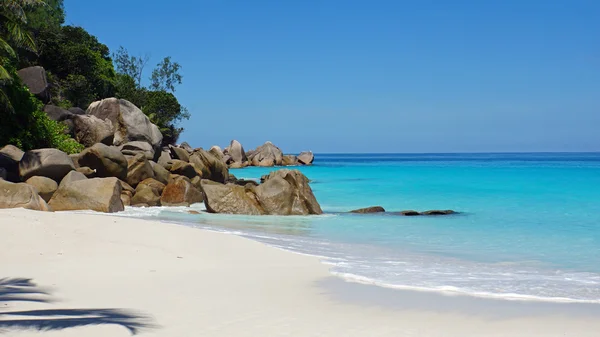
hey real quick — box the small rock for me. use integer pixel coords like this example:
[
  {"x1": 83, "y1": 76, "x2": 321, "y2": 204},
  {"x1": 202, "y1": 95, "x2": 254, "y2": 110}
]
[{"x1": 350, "y1": 206, "x2": 385, "y2": 214}]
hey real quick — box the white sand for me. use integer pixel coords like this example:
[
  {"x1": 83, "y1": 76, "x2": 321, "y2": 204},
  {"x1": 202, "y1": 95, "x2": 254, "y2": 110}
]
[{"x1": 1, "y1": 208, "x2": 599, "y2": 337}]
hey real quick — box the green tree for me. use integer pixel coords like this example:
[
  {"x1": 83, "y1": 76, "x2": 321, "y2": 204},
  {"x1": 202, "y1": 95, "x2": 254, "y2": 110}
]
[
  {"x1": 113, "y1": 46, "x2": 149, "y2": 88},
  {"x1": 36, "y1": 25, "x2": 116, "y2": 108},
  {"x1": 113, "y1": 48, "x2": 189, "y2": 145},
  {"x1": 150, "y1": 56, "x2": 182, "y2": 92},
  {"x1": 0, "y1": 0, "x2": 83, "y2": 153}
]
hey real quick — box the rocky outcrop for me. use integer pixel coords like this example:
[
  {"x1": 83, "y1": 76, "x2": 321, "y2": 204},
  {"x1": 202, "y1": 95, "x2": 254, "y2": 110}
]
[
  {"x1": 76, "y1": 167, "x2": 96, "y2": 178},
  {"x1": 71, "y1": 114, "x2": 114, "y2": 147},
  {"x1": 157, "y1": 149, "x2": 171, "y2": 167},
  {"x1": 86, "y1": 98, "x2": 162, "y2": 149},
  {"x1": 179, "y1": 142, "x2": 193, "y2": 153},
  {"x1": 189, "y1": 149, "x2": 228, "y2": 183},
  {"x1": 43, "y1": 105, "x2": 72, "y2": 122},
  {"x1": 248, "y1": 141, "x2": 283, "y2": 167},
  {"x1": 17, "y1": 66, "x2": 49, "y2": 102},
  {"x1": 225, "y1": 140, "x2": 247, "y2": 167},
  {"x1": 160, "y1": 176, "x2": 203, "y2": 207},
  {"x1": 25, "y1": 176, "x2": 58, "y2": 202},
  {"x1": 19, "y1": 148, "x2": 75, "y2": 182},
  {"x1": 78, "y1": 143, "x2": 127, "y2": 180},
  {"x1": 59, "y1": 170, "x2": 87, "y2": 188},
  {"x1": 166, "y1": 160, "x2": 199, "y2": 179},
  {"x1": 131, "y1": 178, "x2": 165, "y2": 207},
  {"x1": 201, "y1": 180, "x2": 265, "y2": 215},
  {"x1": 149, "y1": 161, "x2": 169, "y2": 185},
  {"x1": 209, "y1": 146, "x2": 224, "y2": 161},
  {"x1": 350, "y1": 206, "x2": 385, "y2": 214},
  {"x1": 202, "y1": 169, "x2": 321, "y2": 215},
  {"x1": 282, "y1": 155, "x2": 298, "y2": 166},
  {"x1": 169, "y1": 145, "x2": 190, "y2": 162},
  {"x1": 0, "y1": 179, "x2": 51, "y2": 211},
  {"x1": 421, "y1": 210, "x2": 456, "y2": 216},
  {"x1": 120, "y1": 141, "x2": 155, "y2": 160},
  {"x1": 125, "y1": 154, "x2": 154, "y2": 187},
  {"x1": 48, "y1": 177, "x2": 124, "y2": 213},
  {"x1": 255, "y1": 169, "x2": 322, "y2": 215},
  {"x1": 0, "y1": 145, "x2": 24, "y2": 182},
  {"x1": 297, "y1": 151, "x2": 314, "y2": 165}
]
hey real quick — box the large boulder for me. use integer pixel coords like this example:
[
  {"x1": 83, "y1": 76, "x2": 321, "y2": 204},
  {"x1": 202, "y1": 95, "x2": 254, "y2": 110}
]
[
  {"x1": 255, "y1": 169, "x2": 322, "y2": 215},
  {"x1": 167, "y1": 159, "x2": 199, "y2": 179},
  {"x1": 160, "y1": 176, "x2": 203, "y2": 207},
  {"x1": 25, "y1": 176, "x2": 58, "y2": 202},
  {"x1": 0, "y1": 179, "x2": 51, "y2": 211},
  {"x1": 149, "y1": 161, "x2": 169, "y2": 185},
  {"x1": 119, "y1": 141, "x2": 155, "y2": 160},
  {"x1": 137, "y1": 178, "x2": 166, "y2": 195},
  {"x1": 201, "y1": 180, "x2": 265, "y2": 215},
  {"x1": 169, "y1": 145, "x2": 190, "y2": 162},
  {"x1": 86, "y1": 98, "x2": 162, "y2": 149},
  {"x1": 297, "y1": 151, "x2": 314, "y2": 165},
  {"x1": 43, "y1": 105, "x2": 72, "y2": 121},
  {"x1": 131, "y1": 184, "x2": 161, "y2": 207},
  {"x1": 17, "y1": 66, "x2": 49, "y2": 102},
  {"x1": 202, "y1": 170, "x2": 321, "y2": 216},
  {"x1": 71, "y1": 114, "x2": 114, "y2": 147},
  {"x1": 179, "y1": 142, "x2": 193, "y2": 153},
  {"x1": 157, "y1": 149, "x2": 172, "y2": 168},
  {"x1": 0, "y1": 145, "x2": 24, "y2": 182},
  {"x1": 125, "y1": 154, "x2": 154, "y2": 187},
  {"x1": 282, "y1": 155, "x2": 298, "y2": 166},
  {"x1": 248, "y1": 141, "x2": 283, "y2": 167},
  {"x1": 19, "y1": 148, "x2": 75, "y2": 182},
  {"x1": 48, "y1": 177, "x2": 124, "y2": 213},
  {"x1": 209, "y1": 146, "x2": 224, "y2": 161},
  {"x1": 78, "y1": 143, "x2": 127, "y2": 180},
  {"x1": 226, "y1": 140, "x2": 247, "y2": 166},
  {"x1": 189, "y1": 149, "x2": 228, "y2": 183},
  {"x1": 59, "y1": 170, "x2": 87, "y2": 188}
]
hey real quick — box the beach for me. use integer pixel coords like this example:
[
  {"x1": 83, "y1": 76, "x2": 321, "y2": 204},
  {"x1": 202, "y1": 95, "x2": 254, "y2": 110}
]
[{"x1": 2, "y1": 208, "x2": 600, "y2": 337}]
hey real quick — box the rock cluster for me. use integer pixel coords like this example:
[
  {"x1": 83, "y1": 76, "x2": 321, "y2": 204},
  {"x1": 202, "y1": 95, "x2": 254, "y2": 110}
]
[
  {"x1": 349, "y1": 206, "x2": 457, "y2": 216},
  {"x1": 220, "y1": 140, "x2": 314, "y2": 168}
]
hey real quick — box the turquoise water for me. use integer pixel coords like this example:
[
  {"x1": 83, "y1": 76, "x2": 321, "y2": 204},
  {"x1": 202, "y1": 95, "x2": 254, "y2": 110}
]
[{"x1": 120, "y1": 153, "x2": 600, "y2": 302}]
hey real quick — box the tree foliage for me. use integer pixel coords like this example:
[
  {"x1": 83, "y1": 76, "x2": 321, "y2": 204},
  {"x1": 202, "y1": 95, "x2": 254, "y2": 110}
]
[
  {"x1": 0, "y1": 0, "x2": 83, "y2": 153},
  {"x1": 114, "y1": 48, "x2": 189, "y2": 146},
  {"x1": 150, "y1": 57, "x2": 182, "y2": 92}
]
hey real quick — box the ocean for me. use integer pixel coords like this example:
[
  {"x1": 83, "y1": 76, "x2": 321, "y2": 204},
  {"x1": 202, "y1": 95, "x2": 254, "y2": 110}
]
[{"x1": 118, "y1": 153, "x2": 600, "y2": 303}]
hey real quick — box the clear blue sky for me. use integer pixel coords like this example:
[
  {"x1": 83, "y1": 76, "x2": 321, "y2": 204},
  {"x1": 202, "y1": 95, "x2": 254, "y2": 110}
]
[{"x1": 64, "y1": 0, "x2": 599, "y2": 153}]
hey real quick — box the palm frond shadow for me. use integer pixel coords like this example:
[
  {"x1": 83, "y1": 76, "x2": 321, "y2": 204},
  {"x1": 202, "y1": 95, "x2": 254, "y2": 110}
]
[{"x1": 0, "y1": 278, "x2": 157, "y2": 335}]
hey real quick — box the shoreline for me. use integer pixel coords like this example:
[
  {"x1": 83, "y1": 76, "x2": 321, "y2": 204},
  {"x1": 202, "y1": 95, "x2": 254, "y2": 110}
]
[{"x1": 2, "y1": 209, "x2": 600, "y2": 336}]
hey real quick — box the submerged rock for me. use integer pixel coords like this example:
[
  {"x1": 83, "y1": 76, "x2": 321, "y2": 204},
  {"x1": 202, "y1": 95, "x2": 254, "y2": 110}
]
[
  {"x1": 421, "y1": 210, "x2": 456, "y2": 216},
  {"x1": 398, "y1": 210, "x2": 420, "y2": 216},
  {"x1": 350, "y1": 206, "x2": 385, "y2": 214}
]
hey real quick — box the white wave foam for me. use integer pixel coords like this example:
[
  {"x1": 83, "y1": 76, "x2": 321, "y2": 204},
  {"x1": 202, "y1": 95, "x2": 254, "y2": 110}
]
[{"x1": 330, "y1": 272, "x2": 600, "y2": 304}]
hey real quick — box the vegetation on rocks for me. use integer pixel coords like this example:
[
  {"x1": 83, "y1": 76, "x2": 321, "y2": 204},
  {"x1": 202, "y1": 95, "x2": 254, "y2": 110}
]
[{"x1": 1, "y1": 0, "x2": 189, "y2": 153}]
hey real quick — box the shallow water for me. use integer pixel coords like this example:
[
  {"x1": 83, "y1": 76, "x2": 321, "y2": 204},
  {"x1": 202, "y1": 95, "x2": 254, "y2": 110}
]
[{"x1": 118, "y1": 153, "x2": 600, "y2": 303}]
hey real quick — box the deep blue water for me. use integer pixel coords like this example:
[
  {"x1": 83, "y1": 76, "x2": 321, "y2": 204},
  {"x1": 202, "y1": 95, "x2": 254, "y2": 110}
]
[{"x1": 120, "y1": 153, "x2": 600, "y2": 302}]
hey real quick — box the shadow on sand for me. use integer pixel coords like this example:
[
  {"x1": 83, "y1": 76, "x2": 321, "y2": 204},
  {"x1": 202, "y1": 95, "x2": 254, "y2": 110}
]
[{"x1": 0, "y1": 278, "x2": 156, "y2": 335}]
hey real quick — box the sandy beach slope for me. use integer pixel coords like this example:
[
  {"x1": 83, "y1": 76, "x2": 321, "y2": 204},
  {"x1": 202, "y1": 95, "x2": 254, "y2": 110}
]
[{"x1": 1, "y1": 208, "x2": 599, "y2": 336}]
